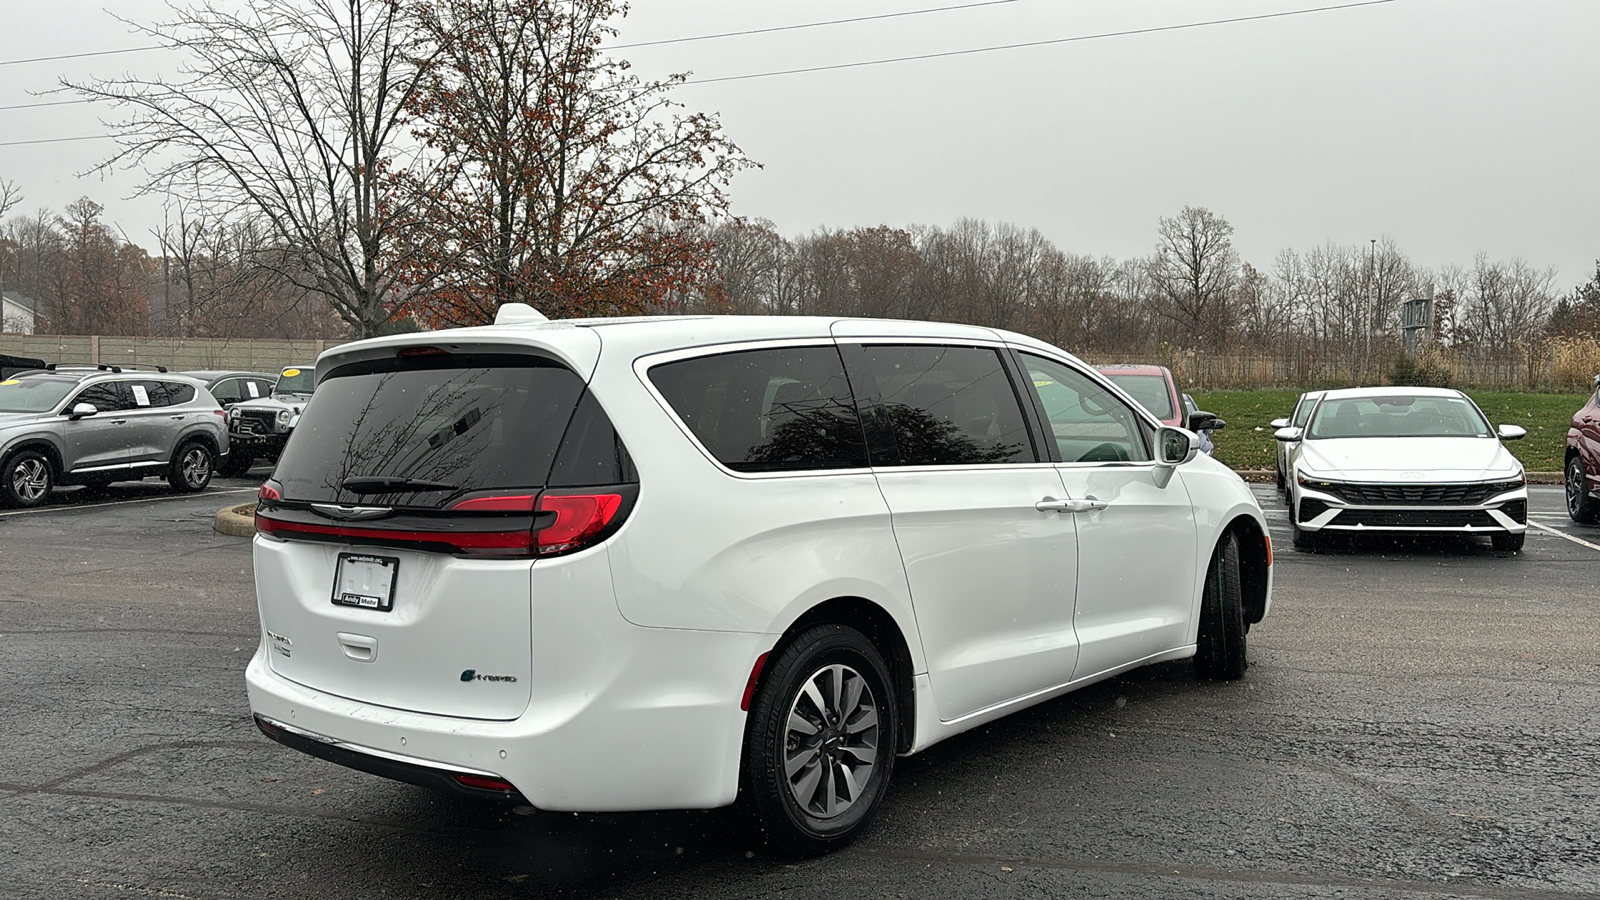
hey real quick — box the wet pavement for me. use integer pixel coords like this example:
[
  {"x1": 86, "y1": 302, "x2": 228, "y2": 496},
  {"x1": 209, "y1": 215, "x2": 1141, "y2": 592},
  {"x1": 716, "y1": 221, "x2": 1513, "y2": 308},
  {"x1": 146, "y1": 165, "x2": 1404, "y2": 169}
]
[{"x1": 1, "y1": 478, "x2": 1596, "y2": 899}]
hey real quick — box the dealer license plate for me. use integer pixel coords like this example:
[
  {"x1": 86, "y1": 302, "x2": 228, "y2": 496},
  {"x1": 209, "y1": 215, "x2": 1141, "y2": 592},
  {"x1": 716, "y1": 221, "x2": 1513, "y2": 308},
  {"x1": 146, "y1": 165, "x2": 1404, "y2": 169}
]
[{"x1": 332, "y1": 553, "x2": 399, "y2": 611}]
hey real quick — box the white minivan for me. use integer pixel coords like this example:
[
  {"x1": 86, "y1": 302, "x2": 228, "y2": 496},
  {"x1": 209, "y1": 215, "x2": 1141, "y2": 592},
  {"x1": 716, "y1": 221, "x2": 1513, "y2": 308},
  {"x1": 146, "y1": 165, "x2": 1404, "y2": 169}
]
[{"x1": 247, "y1": 309, "x2": 1272, "y2": 855}]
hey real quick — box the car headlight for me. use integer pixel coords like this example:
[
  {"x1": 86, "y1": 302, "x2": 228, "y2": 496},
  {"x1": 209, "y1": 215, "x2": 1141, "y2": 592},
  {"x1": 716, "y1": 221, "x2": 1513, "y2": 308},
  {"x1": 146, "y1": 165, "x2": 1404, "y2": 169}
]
[
  {"x1": 276, "y1": 409, "x2": 292, "y2": 430},
  {"x1": 226, "y1": 408, "x2": 239, "y2": 426}
]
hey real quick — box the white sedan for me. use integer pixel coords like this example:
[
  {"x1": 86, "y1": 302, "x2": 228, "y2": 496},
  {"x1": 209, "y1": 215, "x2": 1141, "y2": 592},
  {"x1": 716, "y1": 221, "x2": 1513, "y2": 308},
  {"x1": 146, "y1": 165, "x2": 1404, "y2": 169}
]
[{"x1": 1276, "y1": 387, "x2": 1528, "y2": 551}]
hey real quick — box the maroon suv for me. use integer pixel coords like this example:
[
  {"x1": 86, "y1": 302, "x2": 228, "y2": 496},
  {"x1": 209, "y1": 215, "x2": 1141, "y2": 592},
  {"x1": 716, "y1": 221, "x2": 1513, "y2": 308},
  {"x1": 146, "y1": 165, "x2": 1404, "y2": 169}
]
[{"x1": 1567, "y1": 375, "x2": 1600, "y2": 523}]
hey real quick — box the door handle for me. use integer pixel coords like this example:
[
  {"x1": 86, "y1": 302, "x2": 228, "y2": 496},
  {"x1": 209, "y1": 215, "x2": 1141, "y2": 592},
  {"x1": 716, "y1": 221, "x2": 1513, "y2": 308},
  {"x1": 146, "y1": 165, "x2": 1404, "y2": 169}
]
[{"x1": 1036, "y1": 496, "x2": 1109, "y2": 513}]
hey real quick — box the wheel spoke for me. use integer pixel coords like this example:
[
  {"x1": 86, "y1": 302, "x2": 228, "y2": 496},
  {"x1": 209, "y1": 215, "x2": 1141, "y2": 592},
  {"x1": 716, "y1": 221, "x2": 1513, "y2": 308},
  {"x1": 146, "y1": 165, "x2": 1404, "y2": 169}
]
[
  {"x1": 785, "y1": 746, "x2": 819, "y2": 778},
  {"x1": 839, "y1": 743, "x2": 876, "y2": 766},
  {"x1": 845, "y1": 708, "x2": 877, "y2": 735},
  {"x1": 791, "y1": 759, "x2": 823, "y2": 810},
  {"x1": 820, "y1": 759, "x2": 837, "y2": 817},
  {"x1": 841, "y1": 670, "x2": 864, "y2": 715},
  {"x1": 835, "y1": 760, "x2": 860, "y2": 803},
  {"x1": 827, "y1": 664, "x2": 845, "y2": 718},
  {"x1": 787, "y1": 710, "x2": 819, "y2": 736},
  {"x1": 801, "y1": 679, "x2": 828, "y2": 721}
]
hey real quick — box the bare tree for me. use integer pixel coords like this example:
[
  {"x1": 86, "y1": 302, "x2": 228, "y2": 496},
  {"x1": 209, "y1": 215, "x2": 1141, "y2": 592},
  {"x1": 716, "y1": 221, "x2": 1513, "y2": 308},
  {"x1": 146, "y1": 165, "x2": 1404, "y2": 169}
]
[
  {"x1": 1148, "y1": 206, "x2": 1239, "y2": 347},
  {"x1": 401, "y1": 0, "x2": 753, "y2": 325},
  {"x1": 69, "y1": 0, "x2": 435, "y2": 338},
  {"x1": 0, "y1": 179, "x2": 21, "y2": 222}
]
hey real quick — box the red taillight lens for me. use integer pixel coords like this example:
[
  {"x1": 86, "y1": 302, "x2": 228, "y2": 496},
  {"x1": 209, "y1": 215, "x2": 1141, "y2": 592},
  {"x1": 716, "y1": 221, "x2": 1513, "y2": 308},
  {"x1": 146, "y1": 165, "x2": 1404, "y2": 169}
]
[
  {"x1": 741, "y1": 651, "x2": 770, "y2": 712},
  {"x1": 535, "y1": 493, "x2": 623, "y2": 555},
  {"x1": 398, "y1": 346, "x2": 449, "y2": 357},
  {"x1": 258, "y1": 483, "x2": 281, "y2": 501},
  {"x1": 451, "y1": 772, "x2": 517, "y2": 792}
]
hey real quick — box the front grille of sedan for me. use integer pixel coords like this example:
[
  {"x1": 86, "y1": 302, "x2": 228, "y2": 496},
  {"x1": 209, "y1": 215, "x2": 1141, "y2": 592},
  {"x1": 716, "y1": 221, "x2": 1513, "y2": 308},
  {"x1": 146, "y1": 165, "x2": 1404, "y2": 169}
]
[
  {"x1": 1302, "y1": 479, "x2": 1523, "y2": 506},
  {"x1": 1331, "y1": 508, "x2": 1500, "y2": 529}
]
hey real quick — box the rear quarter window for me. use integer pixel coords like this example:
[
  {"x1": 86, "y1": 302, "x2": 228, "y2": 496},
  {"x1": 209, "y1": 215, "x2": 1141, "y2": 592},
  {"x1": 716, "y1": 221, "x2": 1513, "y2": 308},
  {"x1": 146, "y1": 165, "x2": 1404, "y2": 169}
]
[{"x1": 648, "y1": 345, "x2": 869, "y2": 473}]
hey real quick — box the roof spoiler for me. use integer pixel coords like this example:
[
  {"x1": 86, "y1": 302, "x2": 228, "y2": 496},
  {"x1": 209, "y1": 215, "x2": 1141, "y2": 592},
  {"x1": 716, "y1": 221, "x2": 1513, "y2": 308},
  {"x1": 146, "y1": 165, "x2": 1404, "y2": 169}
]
[{"x1": 494, "y1": 303, "x2": 547, "y2": 325}]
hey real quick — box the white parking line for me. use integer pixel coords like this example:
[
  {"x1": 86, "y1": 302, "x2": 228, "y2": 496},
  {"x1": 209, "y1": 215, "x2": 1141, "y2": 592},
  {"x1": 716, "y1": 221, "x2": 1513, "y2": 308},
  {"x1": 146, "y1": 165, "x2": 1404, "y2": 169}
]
[
  {"x1": 1527, "y1": 520, "x2": 1600, "y2": 552},
  {"x1": 0, "y1": 488, "x2": 257, "y2": 518}
]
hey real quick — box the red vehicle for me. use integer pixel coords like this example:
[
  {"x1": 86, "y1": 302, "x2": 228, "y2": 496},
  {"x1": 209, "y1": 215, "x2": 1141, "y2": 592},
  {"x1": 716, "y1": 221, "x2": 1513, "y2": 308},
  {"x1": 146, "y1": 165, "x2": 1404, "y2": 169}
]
[
  {"x1": 1566, "y1": 375, "x2": 1600, "y2": 523},
  {"x1": 1094, "y1": 364, "x2": 1185, "y2": 428}
]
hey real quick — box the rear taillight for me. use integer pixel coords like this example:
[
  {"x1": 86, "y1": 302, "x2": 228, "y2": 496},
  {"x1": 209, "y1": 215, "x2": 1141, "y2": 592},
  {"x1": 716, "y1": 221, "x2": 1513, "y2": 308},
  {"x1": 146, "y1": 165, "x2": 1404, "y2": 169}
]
[
  {"x1": 535, "y1": 493, "x2": 623, "y2": 555},
  {"x1": 448, "y1": 494, "x2": 536, "y2": 512},
  {"x1": 258, "y1": 483, "x2": 281, "y2": 501}
]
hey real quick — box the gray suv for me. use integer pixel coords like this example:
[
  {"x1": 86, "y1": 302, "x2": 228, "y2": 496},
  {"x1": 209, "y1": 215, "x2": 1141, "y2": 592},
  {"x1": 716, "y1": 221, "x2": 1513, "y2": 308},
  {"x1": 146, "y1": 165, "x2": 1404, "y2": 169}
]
[
  {"x1": 220, "y1": 365, "x2": 315, "y2": 476},
  {"x1": 0, "y1": 367, "x2": 229, "y2": 508}
]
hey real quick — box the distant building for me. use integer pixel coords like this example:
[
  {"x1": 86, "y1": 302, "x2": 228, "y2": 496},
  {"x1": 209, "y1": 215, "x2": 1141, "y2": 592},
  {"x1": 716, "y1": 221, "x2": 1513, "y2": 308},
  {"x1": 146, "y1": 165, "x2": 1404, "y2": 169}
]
[{"x1": 2, "y1": 292, "x2": 37, "y2": 334}]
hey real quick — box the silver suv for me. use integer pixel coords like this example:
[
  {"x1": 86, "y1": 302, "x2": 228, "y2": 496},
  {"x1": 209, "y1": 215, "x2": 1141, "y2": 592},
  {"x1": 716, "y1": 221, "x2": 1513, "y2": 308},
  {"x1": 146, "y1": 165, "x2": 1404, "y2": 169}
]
[
  {"x1": 220, "y1": 366, "x2": 315, "y2": 476},
  {"x1": 0, "y1": 366, "x2": 229, "y2": 507}
]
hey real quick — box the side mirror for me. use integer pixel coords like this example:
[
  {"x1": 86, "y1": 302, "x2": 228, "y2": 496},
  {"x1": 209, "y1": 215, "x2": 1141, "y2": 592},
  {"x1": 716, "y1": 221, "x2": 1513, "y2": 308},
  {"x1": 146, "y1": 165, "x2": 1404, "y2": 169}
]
[
  {"x1": 1497, "y1": 424, "x2": 1526, "y2": 441},
  {"x1": 1156, "y1": 426, "x2": 1198, "y2": 466},
  {"x1": 1274, "y1": 426, "x2": 1304, "y2": 443},
  {"x1": 1593, "y1": 373, "x2": 1599, "y2": 389},
  {"x1": 1269, "y1": 417, "x2": 1290, "y2": 429},
  {"x1": 68, "y1": 402, "x2": 99, "y2": 420},
  {"x1": 1187, "y1": 411, "x2": 1221, "y2": 432}
]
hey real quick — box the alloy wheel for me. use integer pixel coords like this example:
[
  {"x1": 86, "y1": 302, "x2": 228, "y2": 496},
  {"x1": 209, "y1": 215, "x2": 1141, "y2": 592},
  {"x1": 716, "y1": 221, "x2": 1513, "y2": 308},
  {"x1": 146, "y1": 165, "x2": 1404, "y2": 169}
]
[
  {"x1": 1568, "y1": 459, "x2": 1585, "y2": 517},
  {"x1": 182, "y1": 447, "x2": 211, "y2": 488},
  {"x1": 13, "y1": 457, "x2": 49, "y2": 503},
  {"x1": 783, "y1": 663, "x2": 880, "y2": 819}
]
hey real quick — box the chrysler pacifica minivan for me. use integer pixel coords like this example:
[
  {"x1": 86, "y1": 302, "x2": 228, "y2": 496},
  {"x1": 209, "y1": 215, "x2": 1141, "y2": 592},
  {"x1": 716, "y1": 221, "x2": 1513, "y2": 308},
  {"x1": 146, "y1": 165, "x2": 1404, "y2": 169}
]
[{"x1": 247, "y1": 307, "x2": 1271, "y2": 854}]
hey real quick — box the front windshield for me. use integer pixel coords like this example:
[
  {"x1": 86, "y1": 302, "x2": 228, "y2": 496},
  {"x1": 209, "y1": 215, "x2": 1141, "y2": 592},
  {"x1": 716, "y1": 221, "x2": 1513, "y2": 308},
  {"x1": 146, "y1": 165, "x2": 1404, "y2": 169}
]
[
  {"x1": 1103, "y1": 374, "x2": 1175, "y2": 419},
  {"x1": 1307, "y1": 395, "x2": 1492, "y2": 439},
  {"x1": 275, "y1": 367, "x2": 316, "y2": 394},
  {"x1": 0, "y1": 376, "x2": 76, "y2": 413}
]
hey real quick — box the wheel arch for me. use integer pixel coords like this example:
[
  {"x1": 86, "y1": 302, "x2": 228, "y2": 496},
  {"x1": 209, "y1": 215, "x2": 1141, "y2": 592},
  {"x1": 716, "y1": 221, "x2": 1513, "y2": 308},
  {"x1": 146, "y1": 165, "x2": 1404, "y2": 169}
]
[
  {"x1": 3, "y1": 438, "x2": 64, "y2": 476},
  {"x1": 1223, "y1": 513, "x2": 1270, "y2": 626},
  {"x1": 762, "y1": 596, "x2": 917, "y2": 755},
  {"x1": 173, "y1": 428, "x2": 222, "y2": 460}
]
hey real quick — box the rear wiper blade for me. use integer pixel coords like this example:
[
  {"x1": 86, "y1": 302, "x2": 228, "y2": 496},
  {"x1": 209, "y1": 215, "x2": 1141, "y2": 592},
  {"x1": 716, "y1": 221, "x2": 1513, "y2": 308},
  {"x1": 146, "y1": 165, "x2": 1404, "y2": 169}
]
[{"x1": 341, "y1": 476, "x2": 457, "y2": 494}]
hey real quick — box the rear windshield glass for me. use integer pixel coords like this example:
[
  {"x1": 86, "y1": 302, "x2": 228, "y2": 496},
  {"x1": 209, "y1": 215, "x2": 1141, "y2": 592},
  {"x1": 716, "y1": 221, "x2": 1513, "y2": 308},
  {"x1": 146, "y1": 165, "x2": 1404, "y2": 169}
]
[
  {"x1": 1308, "y1": 395, "x2": 1492, "y2": 439},
  {"x1": 1102, "y1": 373, "x2": 1175, "y2": 420},
  {"x1": 272, "y1": 354, "x2": 584, "y2": 507},
  {"x1": 0, "y1": 376, "x2": 76, "y2": 413}
]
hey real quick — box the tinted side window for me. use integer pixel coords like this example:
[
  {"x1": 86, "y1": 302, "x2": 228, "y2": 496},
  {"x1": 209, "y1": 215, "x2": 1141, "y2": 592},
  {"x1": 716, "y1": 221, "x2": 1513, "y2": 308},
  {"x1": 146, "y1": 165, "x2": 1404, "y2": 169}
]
[
  {"x1": 649, "y1": 346, "x2": 869, "y2": 473},
  {"x1": 211, "y1": 378, "x2": 243, "y2": 404},
  {"x1": 857, "y1": 345, "x2": 1034, "y2": 466},
  {"x1": 1020, "y1": 354, "x2": 1152, "y2": 463},
  {"x1": 549, "y1": 390, "x2": 637, "y2": 487},
  {"x1": 134, "y1": 380, "x2": 195, "y2": 408},
  {"x1": 72, "y1": 382, "x2": 132, "y2": 412}
]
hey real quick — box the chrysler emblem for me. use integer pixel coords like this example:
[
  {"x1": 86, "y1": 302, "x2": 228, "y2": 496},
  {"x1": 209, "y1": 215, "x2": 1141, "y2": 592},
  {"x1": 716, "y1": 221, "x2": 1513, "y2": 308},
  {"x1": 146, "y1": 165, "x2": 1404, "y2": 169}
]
[{"x1": 310, "y1": 503, "x2": 394, "y2": 521}]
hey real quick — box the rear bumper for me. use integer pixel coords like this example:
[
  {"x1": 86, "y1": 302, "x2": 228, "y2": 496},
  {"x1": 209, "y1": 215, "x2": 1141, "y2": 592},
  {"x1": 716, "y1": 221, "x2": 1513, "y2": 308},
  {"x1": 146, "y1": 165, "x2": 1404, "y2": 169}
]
[
  {"x1": 254, "y1": 713, "x2": 527, "y2": 803},
  {"x1": 245, "y1": 621, "x2": 768, "y2": 812}
]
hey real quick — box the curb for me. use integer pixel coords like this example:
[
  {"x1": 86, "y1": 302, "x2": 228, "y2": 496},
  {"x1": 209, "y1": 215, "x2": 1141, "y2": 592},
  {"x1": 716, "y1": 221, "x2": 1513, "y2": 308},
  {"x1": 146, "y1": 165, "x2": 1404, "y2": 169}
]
[{"x1": 214, "y1": 502, "x2": 256, "y2": 537}]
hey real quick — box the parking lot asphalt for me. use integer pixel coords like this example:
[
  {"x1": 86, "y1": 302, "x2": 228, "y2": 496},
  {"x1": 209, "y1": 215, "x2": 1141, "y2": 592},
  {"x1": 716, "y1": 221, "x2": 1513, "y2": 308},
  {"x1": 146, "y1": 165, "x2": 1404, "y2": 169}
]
[{"x1": 1, "y1": 477, "x2": 1597, "y2": 900}]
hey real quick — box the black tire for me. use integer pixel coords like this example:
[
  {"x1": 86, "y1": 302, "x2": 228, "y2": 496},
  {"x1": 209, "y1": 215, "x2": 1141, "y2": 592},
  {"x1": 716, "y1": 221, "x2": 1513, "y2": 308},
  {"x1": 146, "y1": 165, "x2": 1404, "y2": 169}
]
[
  {"x1": 1491, "y1": 531, "x2": 1525, "y2": 553},
  {"x1": 167, "y1": 441, "x2": 215, "y2": 493},
  {"x1": 218, "y1": 452, "x2": 255, "y2": 478},
  {"x1": 741, "y1": 624, "x2": 897, "y2": 857},
  {"x1": 1275, "y1": 465, "x2": 1285, "y2": 495},
  {"x1": 1195, "y1": 531, "x2": 1248, "y2": 680},
  {"x1": 1566, "y1": 455, "x2": 1599, "y2": 525},
  {"x1": 0, "y1": 449, "x2": 54, "y2": 509}
]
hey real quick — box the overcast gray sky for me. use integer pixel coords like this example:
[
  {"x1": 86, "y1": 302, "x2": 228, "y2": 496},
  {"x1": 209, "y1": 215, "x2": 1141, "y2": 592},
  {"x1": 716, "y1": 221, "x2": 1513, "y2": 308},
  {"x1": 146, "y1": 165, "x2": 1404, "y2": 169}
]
[{"x1": 2, "y1": 0, "x2": 1597, "y2": 288}]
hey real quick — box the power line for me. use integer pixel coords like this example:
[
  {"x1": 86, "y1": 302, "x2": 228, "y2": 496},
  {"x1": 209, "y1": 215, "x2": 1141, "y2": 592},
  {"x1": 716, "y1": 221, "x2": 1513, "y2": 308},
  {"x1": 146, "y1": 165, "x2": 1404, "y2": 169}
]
[
  {"x1": 609, "y1": 0, "x2": 1021, "y2": 50},
  {"x1": 0, "y1": 135, "x2": 111, "y2": 148},
  {"x1": 0, "y1": 46, "x2": 164, "y2": 68},
  {"x1": 0, "y1": 98, "x2": 95, "y2": 112},
  {"x1": 686, "y1": 0, "x2": 1398, "y2": 84}
]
